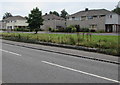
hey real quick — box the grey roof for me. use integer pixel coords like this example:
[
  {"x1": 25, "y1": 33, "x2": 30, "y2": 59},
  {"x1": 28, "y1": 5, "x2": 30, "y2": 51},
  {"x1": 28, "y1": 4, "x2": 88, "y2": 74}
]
[
  {"x1": 43, "y1": 14, "x2": 65, "y2": 20},
  {"x1": 3, "y1": 16, "x2": 26, "y2": 21},
  {"x1": 68, "y1": 9, "x2": 112, "y2": 18}
]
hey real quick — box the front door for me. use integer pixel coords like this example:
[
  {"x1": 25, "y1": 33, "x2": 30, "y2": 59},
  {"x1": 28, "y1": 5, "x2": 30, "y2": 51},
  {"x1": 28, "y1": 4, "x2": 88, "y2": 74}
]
[{"x1": 105, "y1": 24, "x2": 113, "y2": 32}]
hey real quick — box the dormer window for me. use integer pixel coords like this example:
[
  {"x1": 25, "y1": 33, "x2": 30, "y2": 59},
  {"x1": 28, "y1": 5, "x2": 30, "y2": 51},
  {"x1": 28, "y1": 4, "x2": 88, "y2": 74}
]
[{"x1": 110, "y1": 15, "x2": 112, "y2": 18}]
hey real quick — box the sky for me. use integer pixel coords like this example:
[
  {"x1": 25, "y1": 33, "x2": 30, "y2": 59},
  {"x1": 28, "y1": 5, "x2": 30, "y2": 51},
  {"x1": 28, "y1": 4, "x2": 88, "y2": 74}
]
[{"x1": 0, "y1": 0, "x2": 119, "y2": 20}]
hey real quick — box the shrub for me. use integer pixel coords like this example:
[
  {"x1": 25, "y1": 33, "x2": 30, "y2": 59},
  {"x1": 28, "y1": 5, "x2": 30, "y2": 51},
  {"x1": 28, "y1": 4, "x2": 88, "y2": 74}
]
[
  {"x1": 97, "y1": 30, "x2": 105, "y2": 33},
  {"x1": 2, "y1": 29, "x2": 7, "y2": 31},
  {"x1": 80, "y1": 28, "x2": 90, "y2": 32},
  {"x1": 49, "y1": 25, "x2": 76, "y2": 33},
  {"x1": 51, "y1": 29, "x2": 59, "y2": 32},
  {"x1": 71, "y1": 27, "x2": 76, "y2": 32},
  {"x1": 48, "y1": 27, "x2": 52, "y2": 31},
  {"x1": 66, "y1": 25, "x2": 76, "y2": 33},
  {"x1": 90, "y1": 29, "x2": 96, "y2": 32},
  {"x1": 58, "y1": 28, "x2": 65, "y2": 32},
  {"x1": 14, "y1": 28, "x2": 30, "y2": 32}
]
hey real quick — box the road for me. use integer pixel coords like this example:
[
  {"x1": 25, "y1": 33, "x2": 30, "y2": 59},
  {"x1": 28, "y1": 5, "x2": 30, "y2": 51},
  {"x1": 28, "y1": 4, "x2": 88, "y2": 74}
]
[{"x1": 2, "y1": 43, "x2": 119, "y2": 83}]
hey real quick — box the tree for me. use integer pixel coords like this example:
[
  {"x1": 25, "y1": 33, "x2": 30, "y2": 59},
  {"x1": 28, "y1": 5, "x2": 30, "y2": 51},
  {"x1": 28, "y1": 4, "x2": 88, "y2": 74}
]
[
  {"x1": 3, "y1": 12, "x2": 12, "y2": 19},
  {"x1": 49, "y1": 11, "x2": 59, "y2": 16},
  {"x1": 112, "y1": 1, "x2": 120, "y2": 15},
  {"x1": 112, "y1": 7, "x2": 120, "y2": 15},
  {"x1": 60, "y1": 9, "x2": 68, "y2": 19},
  {"x1": 52, "y1": 11, "x2": 59, "y2": 16},
  {"x1": 45, "y1": 13, "x2": 48, "y2": 15},
  {"x1": 27, "y1": 7, "x2": 43, "y2": 34},
  {"x1": 49, "y1": 11, "x2": 53, "y2": 14},
  {"x1": 24, "y1": 16, "x2": 28, "y2": 19}
]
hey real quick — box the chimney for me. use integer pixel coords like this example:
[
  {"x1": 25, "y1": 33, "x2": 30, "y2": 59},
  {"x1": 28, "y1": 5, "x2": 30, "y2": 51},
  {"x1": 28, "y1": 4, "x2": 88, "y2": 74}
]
[
  {"x1": 85, "y1": 8, "x2": 89, "y2": 11},
  {"x1": 45, "y1": 13, "x2": 48, "y2": 15}
]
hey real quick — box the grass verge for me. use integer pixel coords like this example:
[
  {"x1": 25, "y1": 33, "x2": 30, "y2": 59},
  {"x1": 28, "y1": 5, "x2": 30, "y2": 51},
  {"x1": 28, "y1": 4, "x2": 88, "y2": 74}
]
[{"x1": 1, "y1": 33, "x2": 119, "y2": 56}]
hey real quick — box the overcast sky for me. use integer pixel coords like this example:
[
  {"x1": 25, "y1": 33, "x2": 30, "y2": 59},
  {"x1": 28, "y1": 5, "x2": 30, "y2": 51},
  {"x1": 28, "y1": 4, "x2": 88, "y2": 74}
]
[{"x1": 0, "y1": 0, "x2": 119, "y2": 20}]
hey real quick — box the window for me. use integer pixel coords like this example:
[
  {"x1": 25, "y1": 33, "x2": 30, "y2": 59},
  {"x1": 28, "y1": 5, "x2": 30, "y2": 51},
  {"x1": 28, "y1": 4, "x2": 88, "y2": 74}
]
[
  {"x1": 90, "y1": 24, "x2": 97, "y2": 29},
  {"x1": 72, "y1": 17, "x2": 75, "y2": 20},
  {"x1": 88, "y1": 16, "x2": 93, "y2": 19},
  {"x1": 93, "y1": 16, "x2": 98, "y2": 18},
  {"x1": 10, "y1": 26, "x2": 12, "y2": 29},
  {"x1": 69, "y1": 18, "x2": 72, "y2": 20},
  {"x1": 110, "y1": 15, "x2": 112, "y2": 18},
  {"x1": 81, "y1": 16, "x2": 86, "y2": 21},
  {"x1": 75, "y1": 17, "x2": 80, "y2": 20},
  {"x1": 99, "y1": 15, "x2": 105, "y2": 18}
]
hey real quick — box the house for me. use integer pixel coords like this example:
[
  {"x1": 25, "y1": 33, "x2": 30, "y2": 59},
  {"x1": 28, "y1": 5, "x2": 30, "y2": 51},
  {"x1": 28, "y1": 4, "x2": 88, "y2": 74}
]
[
  {"x1": 41, "y1": 14, "x2": 66, "y2": 30},
  {"x1": 2, "y1": 16, "x2": 28, "y2": 30},
  {"x1": 105, "y1": 13, "x2": 120, "y2": 32},
  {"x1": 67, "y1": 9, "x2": 120, "y2": 32},
  {"x1": 0, "y1": 20, "x2": 6, "y2": 29},
  {"x1": 118, "y1": 1, "x2": 120, "y2": 7}
]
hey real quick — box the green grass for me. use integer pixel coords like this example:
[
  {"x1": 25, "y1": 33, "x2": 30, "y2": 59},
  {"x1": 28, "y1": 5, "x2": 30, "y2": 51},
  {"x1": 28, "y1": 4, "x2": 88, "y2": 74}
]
[{"x1": 1, "y1": 33, "x2": 119, "y2": 56}]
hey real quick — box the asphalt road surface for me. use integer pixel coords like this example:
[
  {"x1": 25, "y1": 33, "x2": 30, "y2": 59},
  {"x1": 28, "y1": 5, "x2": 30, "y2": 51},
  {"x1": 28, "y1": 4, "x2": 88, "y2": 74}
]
[{"x1": 2, "y1": 43, "x2": 119, "y2": 83}]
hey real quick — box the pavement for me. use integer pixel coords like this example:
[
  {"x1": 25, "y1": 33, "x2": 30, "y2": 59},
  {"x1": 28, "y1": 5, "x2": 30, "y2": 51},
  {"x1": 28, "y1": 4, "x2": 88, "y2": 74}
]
[{"x1": 1, "y1": 39, "x2": 120, "y2": 83}]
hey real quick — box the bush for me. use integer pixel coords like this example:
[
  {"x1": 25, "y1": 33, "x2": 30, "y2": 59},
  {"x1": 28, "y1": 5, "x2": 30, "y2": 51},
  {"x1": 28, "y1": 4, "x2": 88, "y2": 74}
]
[
  {"x1": 2, "y1": 29, "x2": 7, "y2": 31},
  {"x1": 48, "y1": 27, "x2": 52, "y2": 31},
  {"x1": 14, "y1": 28, "x2": 30, "y2": 32},
  {"x1": 71, "y1": 27, "x2": 76, "y2": 32},
  {"x1": 66, "y1": 25, "x2": 76, "y2": 33},
  {"x1": 97, "y1": 30, "x2": 105, "y2": 33},
  {"x1": 90, "y1": 29, "x2": 96, "y2": 32},
  {"x1": 80, "y1": 28, "x2": 90, "y2": 32},
  {"x1": 50, "y1": 29, "x2": 59, "y2": 32},
  {"x1": 49, "y1": 25, "x2": 76, "y2": 33},
  {"x1": 58, "y1": 28, "x2": 65, "y2": 32}
]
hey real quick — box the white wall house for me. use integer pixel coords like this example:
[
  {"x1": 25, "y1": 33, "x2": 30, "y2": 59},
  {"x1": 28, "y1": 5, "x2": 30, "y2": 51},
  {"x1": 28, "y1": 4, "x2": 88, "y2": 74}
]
[
  {"x1": 2, "y1": 16, "x2": 28, "y2": 30},
  {"x1": 118, "y1": 1, "x2": 120, "y2": 8},
  {"x1": 105, "y1": 13, "x2": 120, "y2": 32},
  {"x1": 0, "y1": 21, "x2": 3, "y2": 29},
  {"x1": 67, "y1": 9, "x2": 120, "y2": 32},
  {"x1": 0, "y1": 21, "x2": 6, "y2": 29}
]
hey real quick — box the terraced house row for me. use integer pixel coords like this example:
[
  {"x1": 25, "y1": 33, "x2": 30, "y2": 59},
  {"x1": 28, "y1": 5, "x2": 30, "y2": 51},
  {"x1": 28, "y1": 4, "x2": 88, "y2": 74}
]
[{"x1": 0, "y1": 9, "x2": 120, "y2": 32}]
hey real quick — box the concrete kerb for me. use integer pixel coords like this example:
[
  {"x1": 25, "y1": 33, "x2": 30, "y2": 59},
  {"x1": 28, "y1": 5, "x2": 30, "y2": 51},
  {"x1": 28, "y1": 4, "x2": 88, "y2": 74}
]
[{"x1": 2, "y1": 40, "x2": 120, "y2": 65}]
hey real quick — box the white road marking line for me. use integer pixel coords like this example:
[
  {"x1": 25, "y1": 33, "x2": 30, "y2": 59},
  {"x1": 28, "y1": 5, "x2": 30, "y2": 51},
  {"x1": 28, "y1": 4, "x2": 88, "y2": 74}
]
[
  {"x1": 0, "y1": 49, "x2": 21, "y2": 56},
  {"x1": 0, "y1": 81, "x2": 3, "y2": 84},
  {"x1": 42, "y1": 61, "x2": 120, "y2": 83}
]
